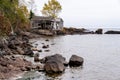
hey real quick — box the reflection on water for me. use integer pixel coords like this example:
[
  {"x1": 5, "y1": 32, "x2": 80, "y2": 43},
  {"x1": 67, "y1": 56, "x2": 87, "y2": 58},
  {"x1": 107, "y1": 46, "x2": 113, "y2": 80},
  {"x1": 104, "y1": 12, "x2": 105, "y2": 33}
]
[{"x1": 18, "y1": 34, "x2": 120, "y2": 80}]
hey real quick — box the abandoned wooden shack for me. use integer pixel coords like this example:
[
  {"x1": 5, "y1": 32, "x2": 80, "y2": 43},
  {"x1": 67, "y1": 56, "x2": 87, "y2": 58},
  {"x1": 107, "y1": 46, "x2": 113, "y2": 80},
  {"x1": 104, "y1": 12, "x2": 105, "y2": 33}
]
[{"x1": 31, "y1": 16, "x2": 63, "y2": 30}]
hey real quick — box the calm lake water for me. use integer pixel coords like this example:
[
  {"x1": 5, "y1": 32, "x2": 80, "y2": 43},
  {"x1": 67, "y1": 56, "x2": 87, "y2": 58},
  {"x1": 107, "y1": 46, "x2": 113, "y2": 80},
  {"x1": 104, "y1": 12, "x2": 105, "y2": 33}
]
[{"x1": 17, "y1": 30, "x2": 120, "y2": 80}]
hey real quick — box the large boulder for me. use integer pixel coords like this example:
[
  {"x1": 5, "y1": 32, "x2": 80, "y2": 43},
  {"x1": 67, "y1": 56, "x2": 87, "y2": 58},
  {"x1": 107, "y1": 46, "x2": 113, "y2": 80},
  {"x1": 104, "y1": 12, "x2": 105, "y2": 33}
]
[
  {"x1": 44, "y1": 60, "x2": 65, "y2": 74},
  {"x1": 95, "y1": 29, "x2": 103, "y2": 34},
  {"x1": 44, "y1": 54, "x2": 68, "y2": 66},
  {"x1": 44, "y1": 54, "x2": 67, "y2": 74},
  {"x1": 105, "y1": 30, "x2": 120, "y2": 34},
  {"x1": 69, "y1": 55, "x2": 84, "y2": 67}
]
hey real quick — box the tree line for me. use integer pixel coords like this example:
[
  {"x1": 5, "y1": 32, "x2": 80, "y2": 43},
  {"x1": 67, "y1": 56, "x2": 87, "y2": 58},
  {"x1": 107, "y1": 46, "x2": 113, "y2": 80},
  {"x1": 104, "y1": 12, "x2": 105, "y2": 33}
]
[
  {"x1": 0, "y1": 0, "x2": 62, "y2": 36},
  {"x1": 0, "y1": 0, "x2": 32, "y2": 36}
]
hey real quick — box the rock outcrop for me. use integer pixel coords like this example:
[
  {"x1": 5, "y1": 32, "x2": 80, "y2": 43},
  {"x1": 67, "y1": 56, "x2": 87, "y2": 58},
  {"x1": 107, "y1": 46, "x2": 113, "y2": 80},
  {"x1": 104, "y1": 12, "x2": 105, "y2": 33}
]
[
  {"x1": 0, "y1": 34, "x2": 36, "y2": 79},
  {"x1": 105, "y1": 30, "x2": 120, "y2": 34},
  {"x1": 0, "y1": 35, "x2": 34, "y2": 56},
  {"x1": 0, "y1": 56, "x2": 33, "y2": 79}
]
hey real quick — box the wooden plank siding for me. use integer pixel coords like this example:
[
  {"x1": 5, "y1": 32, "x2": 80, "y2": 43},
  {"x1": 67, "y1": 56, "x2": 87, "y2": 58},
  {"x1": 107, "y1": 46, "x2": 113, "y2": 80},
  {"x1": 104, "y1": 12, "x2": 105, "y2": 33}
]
[{"x1": 31, "y1": 16, "x2": 63, "y2": 30}]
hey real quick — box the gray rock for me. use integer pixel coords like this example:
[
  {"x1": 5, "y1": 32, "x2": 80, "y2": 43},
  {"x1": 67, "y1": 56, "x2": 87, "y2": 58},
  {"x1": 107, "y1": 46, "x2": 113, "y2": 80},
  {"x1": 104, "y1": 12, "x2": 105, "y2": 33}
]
[
  {"x1": 42, "y1": 45, "x2": 49, "y2": 48},
  {"x1": 45, "y1": 39, "x2": 49, "y2": 41},
  {"x1": 34, "y1": 53, "x2": 40, "y2": 62},
  {"x1": 17, "y1": 47, "x2": 24, "y2": 55},
  {"x1": 95, "y1": 29, "x2": 103, "y2": 34},
  {"x1": 44, "y1": 60, "x2": 65, "y2": 74},
  {"x1": 38, "y1": 50, "x2": 42, "y2": 52},
  {"x1": 44, "y1": 50, "x2": 50, "y2": 52},
  {"x1": 24, "y1": 47, "x2": 34, "y2": 57},
  {"x1": 69, "y1": 55, "x2": 84, "y2": 67},
  {"x1": 45, "y1": 54, "x2": 68, "y2": 66},
  {"x1": 105, "y1": 30, "x2": 120, "y2": 34},
  {"x1": 44, "y1": 54, "x2": 67, "y2": 74}
]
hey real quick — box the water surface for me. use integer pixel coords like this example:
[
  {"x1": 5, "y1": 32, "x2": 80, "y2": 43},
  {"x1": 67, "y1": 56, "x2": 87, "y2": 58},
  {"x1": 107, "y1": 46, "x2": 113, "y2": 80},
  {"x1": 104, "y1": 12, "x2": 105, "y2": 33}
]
[{"x1": 18, "y1": 34, "x2": 120, "y2": 80}]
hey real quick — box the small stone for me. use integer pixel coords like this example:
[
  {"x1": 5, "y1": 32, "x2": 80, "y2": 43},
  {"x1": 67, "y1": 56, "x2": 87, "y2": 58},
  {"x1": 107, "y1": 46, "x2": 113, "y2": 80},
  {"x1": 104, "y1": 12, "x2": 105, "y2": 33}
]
[
  {"x1": 44, "y1": 50, "x2": 50, "y2": 52},
  {"x1": 38, "y1": 50, "x2": 42, "y2": 52},
  {"x1": 42, "y1": 45, "x2": 49, "y2": 48},
  {"x1": 45, "y1": 39, "x2": 49, "y2": 41},
  {"x1": 34, "y1": 53, "x2": 40, "y2": 62}
]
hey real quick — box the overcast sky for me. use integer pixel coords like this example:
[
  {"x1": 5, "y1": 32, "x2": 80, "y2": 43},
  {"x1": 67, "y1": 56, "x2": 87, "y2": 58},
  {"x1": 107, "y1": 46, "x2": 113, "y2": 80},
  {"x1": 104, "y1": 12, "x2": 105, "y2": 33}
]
[{"x1": 28, "y1": 0, "x2": 120, "y2": 28}]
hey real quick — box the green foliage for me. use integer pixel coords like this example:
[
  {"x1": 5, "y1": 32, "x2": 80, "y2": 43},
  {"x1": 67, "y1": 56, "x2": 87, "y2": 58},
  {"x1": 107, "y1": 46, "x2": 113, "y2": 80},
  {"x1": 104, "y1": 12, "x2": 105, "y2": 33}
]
[
  {"x1": 0, "y1": 0, "x2": 30, "y2": 36},
  {"x1": 0, "y1": 15, "x2": 11, "y2": 36},
  {"x1": 41, "y1": 0, "x2": 62, "y2": 18},
  {"x1": 29, "y1": 10, "x2": 34, "y2": 20}
]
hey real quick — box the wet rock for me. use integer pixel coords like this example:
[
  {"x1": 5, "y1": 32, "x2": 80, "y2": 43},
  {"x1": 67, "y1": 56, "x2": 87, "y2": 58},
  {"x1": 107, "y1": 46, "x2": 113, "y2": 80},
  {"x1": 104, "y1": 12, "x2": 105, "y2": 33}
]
[
  {"x1": 105, "y1": 30, "x2": 120, "y2": 34},
  {"x1": 51, "y1": 43, "x2": 55, "y2": 45},
  {"x1": 62, "y1": 27, "x2": 94, "y2": 35},
  {"x1": 20, "y1": 31, "x2": 40, "y2": 39},
  {"x1": 0, "y1": 56, "x2": 33, "y2": 79},
  {"x1": 64, "y1": 61, "x2": 69, "y2": 67},
  {"x1": 32, "y1": 48, "x2": 42, "y2": 52},
  {"x1": 44, "y1": 50, "x2": 50, "y2": 52},
  {"x1": 45, "y1": 54, "x2": 67, "y2": 65},
  {"x1": 83, "y1": 30, "x2": 94, "y2": 34},
  {"x1": 0, "y1": 39, "x2": 5, "y2": 49},
  {"x1": 25, "y1": 66, "x2": 32, "y2": 71},
  {"x1": 56, "y1": 30, "x2": 66, "y2": 35},
  {"x1": 38, "y1": 50, "x2": 42, "y2": 52},
  {"x1": 40, "y1": 58, "x2": 46, "y2": 63},
  {"x1": 45, "y1": 39, "x2": 49, "y2": 41},
  {"x1": 34, "y1": 64, "x2": 44, "y2": 71},
  {"x1": 22, "y1": 35, "x2": 29, "y2": 43},
  {"x1": 41, "y1": 43, "x2": 44, "y2": 44},
  {"x1": 16, "y1": 47, "x2": 24, "y2": 55},
  {"x1": 44, "y1": 54, "x2": 67, "y2": 74},
  {"x1": 24, "y1": 47, "x2": 34, "y2": 57},
  {"x1": 69, "y1": 55, "x2": 84, "y2": 67},
  {"x1": 95, "y1": 29, "x2": 103, "y2": 34},
  {"x1": 42, "y1": 45, "x2": 49, "y2": 49},
  {"x1": 34, "y1": 53, "x2": 40, "y2": 62},
  {"x1": 32, "y1": 48, "x2": 38, "y2": 51},
  {"x1": 44, "y1": 60, "x2": 65, "y2": 74},
  {"x1": 8, "y1": 41, "x2": 17, "y2": 49}
]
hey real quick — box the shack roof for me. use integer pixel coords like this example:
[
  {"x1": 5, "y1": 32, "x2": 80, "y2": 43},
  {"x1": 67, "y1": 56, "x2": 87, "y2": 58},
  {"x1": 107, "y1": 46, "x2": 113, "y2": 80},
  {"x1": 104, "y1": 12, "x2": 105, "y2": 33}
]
[
  {"x1": 31, "y1": 16, "x2": 63, "y2": 22},
  {"x1": 31, "y1": 16, "x2": 54, "y2": 21}
]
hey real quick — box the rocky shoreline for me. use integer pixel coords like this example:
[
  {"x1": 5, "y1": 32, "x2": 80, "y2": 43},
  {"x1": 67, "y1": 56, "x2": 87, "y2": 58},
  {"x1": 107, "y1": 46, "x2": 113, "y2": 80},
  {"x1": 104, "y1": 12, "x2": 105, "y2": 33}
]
[
  {"x1": 0, "y1": 27, "x2": 120, "y2": 79},
  {"x1": 0, "y1": 32, "x2": 44, "y2": 79},
  {"x1": 0, "y1": 35, "x2": 84, "y2": 79},
  {"x1": 31, "y1": 27, "x2": 103, "y2": 36},
  {"x1": 31, "y1": 27, "x2": 120, "y2": 35}
]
